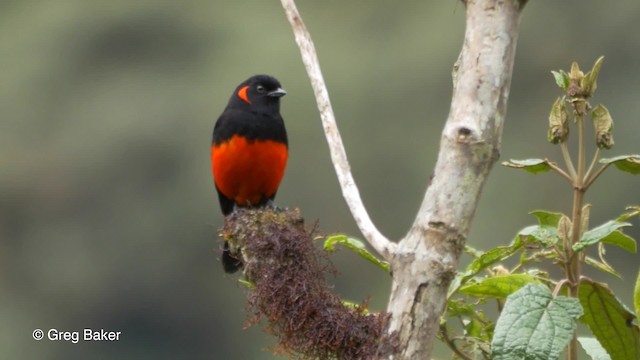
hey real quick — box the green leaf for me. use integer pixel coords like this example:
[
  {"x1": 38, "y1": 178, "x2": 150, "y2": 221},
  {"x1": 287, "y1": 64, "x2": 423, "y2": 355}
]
[
  {"x1": 492, "y1": 283, "x2": 583, "y2": 360},
  {"x1": 600, "y1": 155, "x2": 640, "y2": 174},
  {"x1": 464, "y1": 244, "x2": 484, "y2": 258},
  {"x1": 447, "y1": 298, "x2": 476, "y2": 317},
  {"x1": 574, "y1": 220, "x2": 634, "y2": 252},
  {"x1": 585, "y1": 256, "x2": 622, "y2": 278},
  {"x1": 530, "y1": 210, "x2": 564, "y2": 227},
  {"x1": 518, "y1": 224, "x2": 559, "y2": 247},
  {"x1": 581, "y1": 56, "x2": 604, "y2": 97},
  {"x1": 601, "y1": 231, "x2": 637, "y2": 253},
  {"x1": 502, "y1": 158, "x2": 555, "y2": 174},
  {"x1": 578, "y1": 337, "x2": 612, "y2": 360},
  {"x1": 324, "y1": 234, "x2": 390, "y2": 273},
  {"x1": 341, "y1": 299, "x2": 369, "y2": 313},
  {"x1": 238, "y1": 279, "x2": 255, "y2": 289},
  {"x1": 449, "y1": 240, "x2": 524, "y2": 297},
  {"x1": 551, "y1": 70, "x2": 570, "y2": 90},
  {"x1": 617, "y1": 206, "x2": 640, "y2": 222},
  {"x1": 635, "y1": 269, "x2": 640, "y2": 321},
  {"x1": 459, "y1": 274, "x2": 538, "y2": 299},
  {"x1": 579, "y1": 280, "x2": 640, "y2": 360},
  {"x1": 465, "y1": 316, "x2": 485, "y2": 338}
]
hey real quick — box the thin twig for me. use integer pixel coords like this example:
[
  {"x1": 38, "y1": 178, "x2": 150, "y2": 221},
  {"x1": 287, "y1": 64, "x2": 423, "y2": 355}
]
[
  {"x1": 547, "y1": 161, "x2": 574, "y2": 184},
  {"x1": 552, "y1": 279, "x2": 570, "y2": 297},
  {"x1": 440, "y1": 324, "x2": 474, "y2": 360},
  {"x1": 280, "y1": 0, "x2": 396, "y2": 259},
  {"x1": 583, "y1": 147, "x2": 601, "y2": 183},
  {"x1": 584, "y1": 163, "x2": 610, "y2": 190},
  {"x1": 560, "y1": 142, "x2": 577, "y2": 180}
]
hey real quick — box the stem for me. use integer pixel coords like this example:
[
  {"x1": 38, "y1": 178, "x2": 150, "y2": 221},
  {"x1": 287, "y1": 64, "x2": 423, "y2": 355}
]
[
  {"x1": 547, "y1": 161, "x2": 574, "y2": 184},
  {"x1": 560, "y1": 142, "x2": 577, "y2": 179},
  {"x1": 584, "y1": 162, "x2": 610, "y2": 190},
  {"x1": 552, "y1": 279, "x2": 570, "y2": 297},
  {"x1": 566, "y1": 108, "x2": 587, "y2": 360},
  {"x1": 440, "y1": 324, "x2": 474, "y2": 360},
  {"x1": 583, "y1": 147, "x2": 601, "y2": 183}
]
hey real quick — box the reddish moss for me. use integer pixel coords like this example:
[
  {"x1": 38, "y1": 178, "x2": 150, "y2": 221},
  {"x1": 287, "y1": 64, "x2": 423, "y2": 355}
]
[{"x1": 220, "y1": 208, "x2": 394, "y2": 359}]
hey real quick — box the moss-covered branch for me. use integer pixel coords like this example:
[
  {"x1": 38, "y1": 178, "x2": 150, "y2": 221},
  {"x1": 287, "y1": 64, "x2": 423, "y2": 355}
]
[{"x1": 220, "y1": 208, "x2": 395, "y2": 359}]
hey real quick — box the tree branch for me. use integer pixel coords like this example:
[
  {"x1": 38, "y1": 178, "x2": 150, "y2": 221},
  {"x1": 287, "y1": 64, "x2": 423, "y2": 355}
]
[
  {"x1": 387, "y1": 0, "x2": 526, "y2": 358},
  {"x1": 280, "y1": 0, "x2": 526, "y2": 358},
  {"x1": 280, "y1": 0, "x2": 396, "y2": 260}
]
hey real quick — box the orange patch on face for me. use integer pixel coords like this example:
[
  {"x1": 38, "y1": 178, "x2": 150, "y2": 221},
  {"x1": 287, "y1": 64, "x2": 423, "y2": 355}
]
[
  {"x1": 211, "y1": 135, "x2": 288, "y2": 206},
  {"x1": 237, "y1": 85, "x2": 251, "y2": 104}
]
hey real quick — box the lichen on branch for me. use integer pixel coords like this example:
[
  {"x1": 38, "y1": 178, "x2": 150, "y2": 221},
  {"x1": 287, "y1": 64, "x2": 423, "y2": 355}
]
[{"x1": 220, "y1": 208, "x2": 395, "y2": 359}]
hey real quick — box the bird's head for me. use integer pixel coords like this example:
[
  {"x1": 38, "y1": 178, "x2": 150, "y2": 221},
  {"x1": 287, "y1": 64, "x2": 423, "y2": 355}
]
[{"x1": 231, "y1": 74, "x2": 286, "y2": 110}]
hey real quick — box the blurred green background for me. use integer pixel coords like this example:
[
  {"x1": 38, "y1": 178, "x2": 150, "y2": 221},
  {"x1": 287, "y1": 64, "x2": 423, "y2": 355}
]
[{"x1": 1, "y1": 1, "x2": 639, "y2": 359}]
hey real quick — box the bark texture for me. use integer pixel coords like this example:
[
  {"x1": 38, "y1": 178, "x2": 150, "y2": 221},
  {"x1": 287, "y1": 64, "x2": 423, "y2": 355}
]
[{"x1": 386, "y1": 1, "x2": 526, "y2": 358}]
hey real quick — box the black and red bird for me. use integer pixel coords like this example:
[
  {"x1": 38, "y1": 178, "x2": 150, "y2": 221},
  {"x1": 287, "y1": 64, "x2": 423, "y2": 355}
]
[{"x1": 211, "y1": 75, "x2": 288, "y2": 273}]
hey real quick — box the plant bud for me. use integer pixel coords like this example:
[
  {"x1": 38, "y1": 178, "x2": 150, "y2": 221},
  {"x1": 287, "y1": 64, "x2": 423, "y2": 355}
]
[
  {"x1": 580, "y1": 56, "x2": 604, "y2": 98},
  {"x1": 557, "y1": 215, "x2": 572, "y2": 245},
  {"x1": 567, "y1": 62, "x2": 583, "y2": 97},
  {"x1": 591, "y1": 104, "x2": 614, "y2": 149},
  {"x1": 547, "y1": 97, "x2": 569, "y2": 144}
]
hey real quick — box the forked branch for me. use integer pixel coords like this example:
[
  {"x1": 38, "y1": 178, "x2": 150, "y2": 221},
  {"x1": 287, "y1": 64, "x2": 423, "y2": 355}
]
[{"x1": 280, "y1": 0, "x2": 396, "y2": 259}]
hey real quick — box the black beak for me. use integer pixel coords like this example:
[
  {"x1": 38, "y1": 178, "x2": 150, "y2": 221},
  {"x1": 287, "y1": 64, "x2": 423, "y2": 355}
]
[{"x1": 267, "y1": 87, "x2": 287, "y2": 98}]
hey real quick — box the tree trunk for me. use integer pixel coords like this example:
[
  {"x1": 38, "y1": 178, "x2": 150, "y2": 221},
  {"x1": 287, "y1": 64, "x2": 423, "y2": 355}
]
[{"x1": 385, "y1": 0, "x2": 526, "y2": 358}]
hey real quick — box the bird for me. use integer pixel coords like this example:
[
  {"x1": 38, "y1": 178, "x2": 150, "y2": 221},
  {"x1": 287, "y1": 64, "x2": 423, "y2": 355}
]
[{"x1": 211, "y1": 75, "x2": 288, "y2": 273}]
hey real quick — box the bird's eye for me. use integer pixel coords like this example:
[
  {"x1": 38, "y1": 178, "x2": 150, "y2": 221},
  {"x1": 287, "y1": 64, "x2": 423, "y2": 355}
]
[{"x1": 256, "y1": 85, "x2": 265, "y2": 93}]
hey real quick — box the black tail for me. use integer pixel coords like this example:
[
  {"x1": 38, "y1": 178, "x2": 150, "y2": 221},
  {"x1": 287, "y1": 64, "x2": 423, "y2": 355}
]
[
  {"x1": 222, "y1": 241, "x2": 243, "y2": 273},
  {"x1": 216, "y1": 187, "x2": 236, "y2": 216}
]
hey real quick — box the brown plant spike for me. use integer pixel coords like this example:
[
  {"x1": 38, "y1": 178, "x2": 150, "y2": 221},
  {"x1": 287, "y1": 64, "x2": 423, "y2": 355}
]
[{"x1": 220, "y1": 208, "x2": 395, "y2": 360}]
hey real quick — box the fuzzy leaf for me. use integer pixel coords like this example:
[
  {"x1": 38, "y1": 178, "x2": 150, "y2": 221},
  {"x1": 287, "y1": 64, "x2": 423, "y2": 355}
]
[
  {"x1": 581, "y1": 56, "x2": 605, "y2": 97},
  {"x1": 579, "y1": 280, "x2": 640, "y2": 360},
  {"x1": 447, "y1": 298, "x2": 476, "y2": 317},
  {"x1": 601, "y1": 231, "x2": 637, "y2": 253},
  {"x1": 492, "y1": 283, "x2": 582, "y2": 360},
  {"x1": 323, "y1": 234, "x2": 390, "y2": 273},
  {"x1": 578, "y1": 337, "x2": 612, "y2": 360},
  {"x1": 502, "y1": 159, "x2": 554, "y2": 174},
  {"x1": 617, "y1": 206, "x2": 640, "y2": 222},
  {"x1": 551, "y1": 70, "x2": 569, "y2": 90},
  {"x1": 459, "y1": 274, "x2": 538, "y2": 299},
  {"x1": 591, "y1": 104, "x2": 615, "y2": 149},
  {"x1": 548, "y1": 97, "x2": 570, "y2": 144},
  {"x1": 600, "y1": 155, "x2": 640, "y2": 174},
  {"x1": 450, "y1": 241, "x2": 524, "y2": 297},
  {"x1": 574, "y1": 221, "x2": 635, "y2": 252},
  {"x1": 585, "y1": 256, "x2": 622, "y2": 278},
  {"x1": 518, "y1": 224, "x2": 559, "y2": 247},
  {"x1": 530, "y1": 210, "x2": 564, "y2": 227}
]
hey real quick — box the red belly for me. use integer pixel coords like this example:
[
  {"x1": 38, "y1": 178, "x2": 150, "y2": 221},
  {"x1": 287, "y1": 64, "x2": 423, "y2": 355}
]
[{"x1": 211, "y1": 135, "x2": 288, "y2": 206}]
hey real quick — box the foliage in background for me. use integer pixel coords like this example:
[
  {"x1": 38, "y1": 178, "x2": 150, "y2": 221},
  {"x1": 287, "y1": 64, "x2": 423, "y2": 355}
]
[
  {"x1": 448, "y1": 57, "x2": 640, "y2": 360},
  {"x1": 4, "y1": 2, "x2": 640, "y2": 359},
  {"x1": 332, "y1": 58, "x2": 640, "y2": 360}
]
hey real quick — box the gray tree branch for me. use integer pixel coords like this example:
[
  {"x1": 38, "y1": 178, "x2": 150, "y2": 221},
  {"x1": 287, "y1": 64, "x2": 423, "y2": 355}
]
[
  {"x1": 388, "y1": 0, "x2": 526, "y2": 358},
  {"x1": 280, "y1": 0, "x2": 527, "y2": 358},
  {"x1": 280, "y1": 0, "x2": 396, "y2": 260}
]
